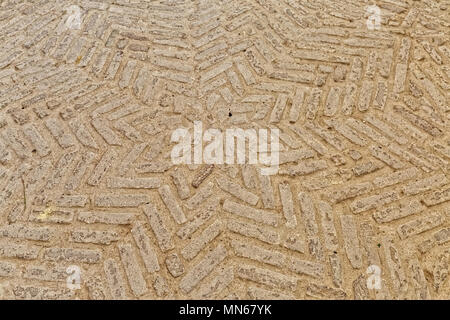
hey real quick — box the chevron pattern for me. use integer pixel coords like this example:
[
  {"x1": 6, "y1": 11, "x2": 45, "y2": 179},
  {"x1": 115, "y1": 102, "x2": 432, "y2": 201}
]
[{"x1": 0, "y1": 0, "x2": 449, "y2": 300}]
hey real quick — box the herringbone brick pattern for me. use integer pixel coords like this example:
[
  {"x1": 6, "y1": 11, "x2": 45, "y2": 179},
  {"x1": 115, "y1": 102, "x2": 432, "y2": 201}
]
[{"x1": 0, "y1": 0, "x2": 449, "y2": 300}]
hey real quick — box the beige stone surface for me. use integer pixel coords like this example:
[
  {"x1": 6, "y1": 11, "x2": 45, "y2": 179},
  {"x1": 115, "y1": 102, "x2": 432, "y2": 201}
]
[{"x1": 0, "y1": 0, "x2": 449, "y2": 300}]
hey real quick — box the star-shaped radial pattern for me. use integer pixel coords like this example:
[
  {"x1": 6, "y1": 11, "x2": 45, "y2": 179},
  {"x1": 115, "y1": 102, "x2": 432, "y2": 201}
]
[{"x1": 0, "y1": 0, "x2": 449, "y2": 300}]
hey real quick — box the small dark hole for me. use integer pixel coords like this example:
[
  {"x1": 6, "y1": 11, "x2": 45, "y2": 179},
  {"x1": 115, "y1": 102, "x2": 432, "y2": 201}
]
[{"x1": 228, "y1": 112, "x2": 232, "y2": 117}]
